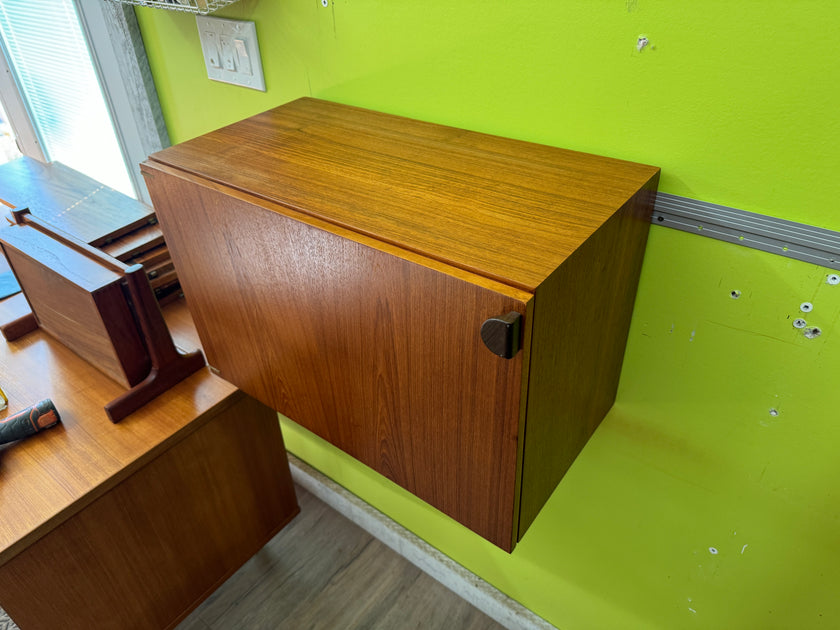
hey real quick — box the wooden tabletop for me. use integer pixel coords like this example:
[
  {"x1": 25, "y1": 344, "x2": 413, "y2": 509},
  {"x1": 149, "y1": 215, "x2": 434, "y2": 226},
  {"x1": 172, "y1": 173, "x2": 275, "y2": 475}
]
[
  {"x1": 0, "y1": 158, "x2": 154, "y2": 247},
  {"x1": 147, "y1": 97, "x2": 660, "y2": 293},
  {"x1": 0, "y1": 290, "x2": 240, "y2": 566}
]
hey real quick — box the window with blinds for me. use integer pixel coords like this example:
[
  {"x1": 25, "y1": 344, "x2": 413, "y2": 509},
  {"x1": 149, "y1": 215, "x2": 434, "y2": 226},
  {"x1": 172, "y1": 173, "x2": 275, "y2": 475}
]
[{"x1": 0, "y1": 0, "x2": 134, "y2": 196}]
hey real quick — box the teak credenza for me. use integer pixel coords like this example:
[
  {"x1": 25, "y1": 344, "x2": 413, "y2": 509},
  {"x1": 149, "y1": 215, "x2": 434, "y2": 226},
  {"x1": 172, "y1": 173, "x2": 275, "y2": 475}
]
[{"x1": 142, "y1": 98, "x2": 660, "y2": 552}]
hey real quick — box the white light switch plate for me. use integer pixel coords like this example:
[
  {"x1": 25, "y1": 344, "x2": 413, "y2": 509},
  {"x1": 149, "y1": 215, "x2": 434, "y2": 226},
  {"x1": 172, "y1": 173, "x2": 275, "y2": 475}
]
[{"x1": 196, "y1": 16, "x2": 265, "y2": 91}]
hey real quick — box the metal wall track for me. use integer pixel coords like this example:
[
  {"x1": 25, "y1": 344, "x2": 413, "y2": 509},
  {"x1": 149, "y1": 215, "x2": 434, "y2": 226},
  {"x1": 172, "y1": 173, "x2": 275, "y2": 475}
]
[{"x1": 652, "y1": 192, "x2": 840, "y2": 271}]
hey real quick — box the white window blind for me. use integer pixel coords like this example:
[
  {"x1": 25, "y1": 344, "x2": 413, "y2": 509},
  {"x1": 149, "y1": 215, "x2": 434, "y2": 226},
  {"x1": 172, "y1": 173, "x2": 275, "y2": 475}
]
[{"x1": 0, "y1": 0, "x2": 134, "y2": 196}]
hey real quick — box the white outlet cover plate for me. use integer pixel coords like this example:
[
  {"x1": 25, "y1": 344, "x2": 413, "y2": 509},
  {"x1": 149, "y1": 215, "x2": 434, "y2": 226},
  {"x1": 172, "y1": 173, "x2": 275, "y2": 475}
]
[{"x1": 196, "y1": 15, "x2": 265, "y2": 91}]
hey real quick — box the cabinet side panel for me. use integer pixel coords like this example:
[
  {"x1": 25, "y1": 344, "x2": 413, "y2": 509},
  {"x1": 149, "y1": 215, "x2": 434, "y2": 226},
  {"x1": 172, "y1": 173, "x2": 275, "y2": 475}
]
[
  {"x1": 0, "y1": 393, "x2": 299, "y2": 630},
  {"x1": 0, "y1": 242, "x2": 148, "y2": 388},
  {"x1": 144, "y1": 168, "x2": 527, "y2": 550},
  {"x1": 518, "y1": 176, "x2": 659, "y2": 538}
]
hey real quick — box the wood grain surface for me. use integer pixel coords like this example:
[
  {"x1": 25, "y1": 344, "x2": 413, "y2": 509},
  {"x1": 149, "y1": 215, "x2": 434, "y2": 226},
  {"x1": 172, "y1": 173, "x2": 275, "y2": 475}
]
[
  {"x1": 179, "y1": 487, "x2": 504, "y2": 630},
  {"x1": 0, "y1": 392, "x2": 297, "y2": 630},
  {"x1": 148, "y1": 97, "x2": 661, "y2": 293},
  {"x1": 131, "y1": 244, "x2": 171, "y2": 268},
  {"x1": 0, "y1": 157, "x2": 181, "y2": 314},
  {"x1": 0, "y1": 295, "x2": 246, "y2": 565},
  {"x1": 100, "y1": 222, "x2": 165, "y2": 261},
  {"x1": 142, "y1": 98, "x2": 660, "y2": 550},
  {"x1": 517, "y1": 178, "x2": 659, "y2": 535},
  {"x1": 0, "y1": 157, "x2": 154, "y2": 246},
  {"x1": 0, "y1": 288, "x2": 299, "y2": 629},
  {"x1": 0, "y1": 222, "x2": 150, "y2": 388},
  {"x1": 144, "y1": 166, "x2": 528, "y2": 550}
]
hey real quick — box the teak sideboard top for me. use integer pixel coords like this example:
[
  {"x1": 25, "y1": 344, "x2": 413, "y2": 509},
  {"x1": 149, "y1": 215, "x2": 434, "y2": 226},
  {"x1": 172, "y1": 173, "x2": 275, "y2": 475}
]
[
  {"x1": 147, "y1": 97, "x2": 659, "y2": 294},
  {"x1": 143, "y1": 98, "x2": 660, "y2": 552}
]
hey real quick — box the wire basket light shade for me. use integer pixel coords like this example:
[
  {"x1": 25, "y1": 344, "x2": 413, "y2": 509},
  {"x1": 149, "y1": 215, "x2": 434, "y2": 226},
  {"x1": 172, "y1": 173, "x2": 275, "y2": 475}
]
[{"x1": 109, "y1": 0, "x2": 240, "y2": 15}]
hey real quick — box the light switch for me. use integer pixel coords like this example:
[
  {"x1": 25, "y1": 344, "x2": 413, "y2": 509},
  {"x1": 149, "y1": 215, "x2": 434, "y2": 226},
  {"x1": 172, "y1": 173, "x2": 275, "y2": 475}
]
[
  {"x1": 220, "y1": 35, "x2": 236, "y2": 71},
  {"x1": 203, "y1": 31, "x2": 221, "y2": 68},
  {"x1": 196, "y1": 16, "x2": 265, "y2": 91},
  {"x1": 234, "y1": 39, "x2": 252, "y2": 75}
]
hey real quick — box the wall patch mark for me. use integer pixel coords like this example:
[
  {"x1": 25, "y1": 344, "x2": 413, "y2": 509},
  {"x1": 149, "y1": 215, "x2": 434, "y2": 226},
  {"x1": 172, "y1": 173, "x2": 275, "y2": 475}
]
[{"x1": 804, "y1": 326, "x2": 822, "y2": 339}]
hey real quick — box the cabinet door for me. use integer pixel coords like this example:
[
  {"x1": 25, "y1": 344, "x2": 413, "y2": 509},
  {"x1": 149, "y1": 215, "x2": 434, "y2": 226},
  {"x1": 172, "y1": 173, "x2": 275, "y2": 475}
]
[{"x1": 145, "y1": 167, "x2": 531, "y2": 550}]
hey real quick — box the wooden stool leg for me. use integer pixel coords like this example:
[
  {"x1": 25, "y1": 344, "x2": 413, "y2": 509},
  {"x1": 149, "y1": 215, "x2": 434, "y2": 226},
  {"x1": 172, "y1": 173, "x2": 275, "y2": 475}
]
[
  {"x1": 0, "y1": 312, "x2": 37, "y2": 341},
  {"x1": 104, "y1": 266, "x2": 205, "y2": 422}
]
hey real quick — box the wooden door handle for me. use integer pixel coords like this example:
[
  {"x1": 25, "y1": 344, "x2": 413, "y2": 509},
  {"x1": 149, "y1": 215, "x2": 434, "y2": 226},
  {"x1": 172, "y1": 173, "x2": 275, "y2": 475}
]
[{"x1": 480, "y1": 311, "x2": 522, "y2": 359}]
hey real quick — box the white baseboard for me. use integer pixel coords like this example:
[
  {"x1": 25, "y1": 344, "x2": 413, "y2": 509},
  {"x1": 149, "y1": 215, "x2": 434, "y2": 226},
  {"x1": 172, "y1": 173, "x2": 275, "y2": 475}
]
[{"x1": 288, "y1": 454, "x2": 557, "y2": 630}]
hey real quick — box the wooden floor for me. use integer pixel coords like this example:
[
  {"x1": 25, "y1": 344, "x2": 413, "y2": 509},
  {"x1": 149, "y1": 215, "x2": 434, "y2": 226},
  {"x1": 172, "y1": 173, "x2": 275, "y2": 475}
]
[
  {"x1": 0, "y1": 481, "x2": 507, "y2": 630},
  {"x1": 177, "y1": 486, "x2": 506, "y2": 630}
]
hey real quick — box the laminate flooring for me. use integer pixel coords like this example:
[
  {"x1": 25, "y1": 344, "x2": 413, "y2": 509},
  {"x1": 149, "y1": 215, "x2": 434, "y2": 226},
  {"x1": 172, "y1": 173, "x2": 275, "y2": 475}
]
[{"x1": 177, "y1": 486, "x2": 506, "y2": 630}]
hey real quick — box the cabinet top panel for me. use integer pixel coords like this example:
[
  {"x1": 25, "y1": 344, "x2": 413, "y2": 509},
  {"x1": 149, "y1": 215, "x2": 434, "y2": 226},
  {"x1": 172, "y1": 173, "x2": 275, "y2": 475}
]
[{"x1": 148, "y1": 98, "x2": 659, "y2": 292}]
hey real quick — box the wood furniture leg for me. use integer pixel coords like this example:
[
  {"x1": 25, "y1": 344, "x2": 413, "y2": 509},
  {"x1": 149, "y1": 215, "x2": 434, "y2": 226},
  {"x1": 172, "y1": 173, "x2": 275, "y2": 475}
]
[
  {"x1": 0, "y1": 311, "x2": 36, "y2": 341},
  {"x1": 104, "y1": 264, "x2": 205, "y2": 422}
]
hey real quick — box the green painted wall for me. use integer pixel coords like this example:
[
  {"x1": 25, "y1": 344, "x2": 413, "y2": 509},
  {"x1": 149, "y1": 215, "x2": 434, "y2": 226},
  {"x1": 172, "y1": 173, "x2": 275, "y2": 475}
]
[
  {"x1": 282, "y1": 230, "x2": 840, "y2": 629},
  {"x1": 137, "y1": 0, "x2": 840, "y2": 230},
  {"x1": 135, "y1": 2, "x2": 840, "y2": 628}
]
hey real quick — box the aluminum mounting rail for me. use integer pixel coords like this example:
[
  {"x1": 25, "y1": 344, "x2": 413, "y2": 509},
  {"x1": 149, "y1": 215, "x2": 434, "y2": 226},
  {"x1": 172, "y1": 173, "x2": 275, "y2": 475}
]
[{"x1": 652, "y1": 192, "x2": 840, "y2": 271}]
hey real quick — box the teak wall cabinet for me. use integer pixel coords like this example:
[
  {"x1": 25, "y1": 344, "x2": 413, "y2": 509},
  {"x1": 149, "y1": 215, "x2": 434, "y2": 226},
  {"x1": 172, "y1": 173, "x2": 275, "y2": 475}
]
[{"x1": 142, "y1": 98, "x2": 660, "y2": 551}]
